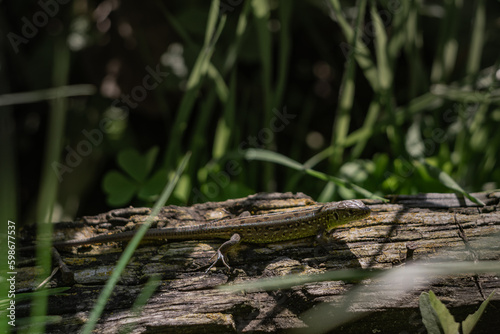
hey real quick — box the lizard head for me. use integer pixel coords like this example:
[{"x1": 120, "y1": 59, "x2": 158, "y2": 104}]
[{"x1": 320, "y1": 200, "x2": 371, "y2": 229}]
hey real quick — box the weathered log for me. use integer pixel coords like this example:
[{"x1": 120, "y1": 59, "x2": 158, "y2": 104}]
[{"x1": 16, "y1": 192, "x2": 500, "y2": 333}]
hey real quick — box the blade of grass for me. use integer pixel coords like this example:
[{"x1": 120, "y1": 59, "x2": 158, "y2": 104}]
[
  {"x1": 303, "y1": 146, "x2": 335, "y2": 170},
  {"x1": 186, "y1": 90, "x2": 217, "y2": 195},
  {"x1": 403, "y1": 1, "x2": 427, "y2": 99},
  {"x1": 220, "y1": 260, "x2": 500, "y2": 333},
  {"x1": 369, "y1": 1, "x2": 401, "y2": 154},
  {"x1": 213, "y1": 71, "x2": 237, "y2": 159},
  {"x1": 220, "y1": 261, "x2": 500, "y2": 292},
  {"x1": 81, "y1": 152, "x2": 191, "y2": 334},
  {"x1": 207, "y1": 63, "x2": 229, "y2": 103},
  {"x1": 387, "y1": 0, "x2": 410, "y2": 66},
  {"x1": 220, "y1": 268, "x2": 379, "y2": 292},
  {"x1": 251, "y1": 0, "x2": 272, "y2": 115},
  {"x1": 296, "y1": 261, "x2": 500, "y2": 334},
  {"x1": 370, "y1": 0, "x2": 392, "y2": 91},
  {"x1": 163, "y1": 0, "x2": 226, "y2": 168},
  {"x1": 453, "y1": 104, "x2": 468, "y2": 183},
  {"x1": 331, "y1": 0, "x2": 366, "y2": 167},
  {"x1": 14, "y1": 316, "x2": 63, "y2": 329},
  {"x1": 430, "y1": 84, "x2": 497, "y2": 104},
  {"x1": 28, "y1": 38, "x2": 70, "y2": 334},
  {"x1": 462, "y1": 290, "x2": 496, "y2": 334},
  {"x1": 285, "y1": 96, "x2": 318, "y2": 191},
  {"x1": 421, "y1": 161, "x2": 485, "y2": 205},
  {"x1": 251, "y1": 0, "x2": 274, "y2": 191},
  {"x1": 224, "y1": 0, "x2": 251, "y2": 72},
  {"x1": 191, "y1": 3, "x2": 252, "y2": 198},
  {"x1": 244, "y1": 148, "x2": 384, "y2": 200},
  {"x1": 12, "y1": 287, "x2": 71, "y2": 304},
  {"x1": 273, "y1": 1, "x2": 292, "y2": 107},
  {"x1": 350, "y1": 100, "x2": 381, "y2": 158},
  {"x1": 466, "y1": 0, "x2": 486, "y2": 76},
  {"x1": 155, "y1": 2, "x2": 195, "y2": 48},
  {"x1": 0, "y1": 84, "x2": 96, "y2": 106},
  {"x1": 393, "y1": 92, "x2": 444, "y2": 124},
  {"x1": 328, "y1": 0, "x2": 379, "y2": 91},
  {"x1": 0, "y1": 111, "x2": 15, "y2": 334},
  {"x1": 470, "y1": 102, "x2": 490, "y2": 147},
  {"x1": 0, "y1": 39, "x2": 16, "y2": 334},
  {"x1": 324, "y1": 0, "x2": 367, "y2": 201},
  {"x1": 430, "y1": 0, "x2": 461, "y2": 83},
  {"x1": 118, "y1": 274, "x2": 162, "y2": 334},
  {"x1": 213, "y1": 2, "x2": 251, "y2": 159}
]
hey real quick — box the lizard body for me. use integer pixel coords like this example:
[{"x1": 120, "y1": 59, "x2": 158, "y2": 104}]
[{"x1": 23, "y1": 200, "x2": 371, "y2": 270}]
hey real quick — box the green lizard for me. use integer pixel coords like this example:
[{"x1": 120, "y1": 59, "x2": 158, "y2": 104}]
[{"x1": 22, "y1": 200, "x2": 370, "y2": 271}]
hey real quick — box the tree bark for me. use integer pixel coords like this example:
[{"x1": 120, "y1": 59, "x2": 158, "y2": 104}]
[{"x1": 16, "y1": 192, "x2": 500, "y2": 333}]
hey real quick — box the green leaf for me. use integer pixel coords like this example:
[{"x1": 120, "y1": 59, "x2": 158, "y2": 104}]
[
  {"x1": 102, "y1": 171, "x2": 137, "y2": 206},
  {"x1": 422, "y1": 162, "x2": 485, "y2": 205},
  {"x1": 117, "y1": 147, "x2": 159, "y2": 183},
  {"x1": 429, "y1": 290, "x2": 460, "y2": 334},
  {"x1": 462, "y1": 290, "x2": 496, "y2": 334},
  {"x1": 143, "y1": 146, "x2": 160, "y2": 174},
  {"x1": 420, "y1": 292, "x2": 444, "y2": 334},
  {"x1": 420, "y1": 291, "x2": 461, "y2": 334},
  {"x1": 137, "y1": 168, "x2": 169, "y2": 201}
]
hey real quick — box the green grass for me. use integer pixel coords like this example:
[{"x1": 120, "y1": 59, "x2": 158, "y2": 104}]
[{"x1": 28, "y1": 37, "x2": 71, "y2": 334}]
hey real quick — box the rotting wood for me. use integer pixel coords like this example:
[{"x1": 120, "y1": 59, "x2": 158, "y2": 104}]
[{"x1": 17, "y1": 191, "x2": 500, "y2": 333}]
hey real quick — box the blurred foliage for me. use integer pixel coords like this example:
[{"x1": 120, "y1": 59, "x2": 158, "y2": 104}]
[
  {"x1": 1, "y1": 0, "x2": 499, "y2": 222},
  {"x1": 102, "y1": 146, "x2": 169, "y2": 206}
]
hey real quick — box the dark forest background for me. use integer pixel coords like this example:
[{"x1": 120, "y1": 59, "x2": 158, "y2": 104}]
[{"x1": 1, "y1": 0, "x2": 499, "y2": 225}]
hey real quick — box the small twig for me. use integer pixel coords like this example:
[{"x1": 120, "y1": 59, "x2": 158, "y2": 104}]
[
  {"x1": 35, "y1": 266, "x2": 60, "y2": 291},
  {"x1": 52, "y1": 247, "x2": 75, "y2": 284}
]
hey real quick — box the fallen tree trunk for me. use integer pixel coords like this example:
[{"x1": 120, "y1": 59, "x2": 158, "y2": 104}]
[{"x1": 16, "y1": 192, "x2": 500, "y2": 333}]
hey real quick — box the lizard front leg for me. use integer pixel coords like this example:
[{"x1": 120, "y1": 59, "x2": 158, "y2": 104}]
[{"x1": 205, "y1": 233, "x2": 241, "y2": 272}]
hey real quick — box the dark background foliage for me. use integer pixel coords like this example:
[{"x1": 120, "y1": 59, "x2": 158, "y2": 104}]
[{"x1": 1, "y1": 0, "x2": 499, "y2": 225}]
